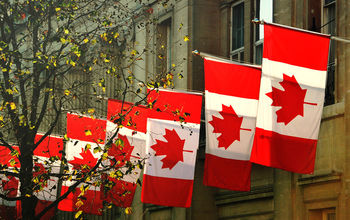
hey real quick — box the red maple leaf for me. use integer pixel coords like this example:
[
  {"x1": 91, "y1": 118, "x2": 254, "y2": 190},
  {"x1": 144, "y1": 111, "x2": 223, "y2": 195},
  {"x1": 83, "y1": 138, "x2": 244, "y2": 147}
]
[
  {"x1": 151, "y1": 129, "x2": 190, "y2": 170},
  {"x1": 209, "y1": 104, "x2": 250, "y2": 149},
  {"x1": 69, "y1": 149, "x2": 98, "y2": 172},
  {"x1": 108, "y1": 134, "x2": 134, "y2": 168},
  {"x1": 2, "y1": 176, "x2": 18, "y2": 197},
  {"x1": 266, "y1": 74, "x2": 314, "y2": 125}
]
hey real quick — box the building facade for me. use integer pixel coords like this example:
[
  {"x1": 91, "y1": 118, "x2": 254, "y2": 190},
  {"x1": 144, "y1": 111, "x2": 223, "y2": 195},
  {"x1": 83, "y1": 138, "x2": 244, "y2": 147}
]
[
  {"x1": 127, "y1": 0, "x2": 350, "y2": 220},
  {"x1": 55, "y1": 0, "x2": 349, "y2": 219}
]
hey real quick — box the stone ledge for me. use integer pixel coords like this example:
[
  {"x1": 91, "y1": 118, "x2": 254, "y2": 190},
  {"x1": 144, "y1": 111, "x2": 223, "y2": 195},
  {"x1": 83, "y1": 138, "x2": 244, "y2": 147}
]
[
  {"x1": 297, "y1": 169, "x2": 341, "y2": 186},
  {"x1": 215, "y1": 185, "x2": 273, "y2": 205}
]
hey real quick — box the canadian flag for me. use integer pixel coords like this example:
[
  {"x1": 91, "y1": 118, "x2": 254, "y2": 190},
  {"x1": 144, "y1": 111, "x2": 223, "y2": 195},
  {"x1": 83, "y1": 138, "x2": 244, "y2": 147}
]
[
  {"x1": 0, "y1": 146, "x2": 19, "y2": 219},
  {"x1": 16, "y1": 134, "x2": 64, "y2": 220},
  {"x1": 58, "y1": 113, "x2": 106, "y2": 215},
  {"x1": 250, "y1": 22, "x2": 330, "y2": 174},
  {"x1": 141, "y1": 89, "x2": 202, "y2": 207},
  {"x1": 103, "y1": 99, "x2": 148, "y2": 207},
  {"x1": 203, "y1": 57, "x2": 261, "y2": 191}
]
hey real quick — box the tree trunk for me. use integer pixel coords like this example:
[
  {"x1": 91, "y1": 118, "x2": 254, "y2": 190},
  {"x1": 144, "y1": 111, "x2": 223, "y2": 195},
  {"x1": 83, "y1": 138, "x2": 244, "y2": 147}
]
[{"x1": 19, "y1": 143, "x2": 38, "y2": 220}]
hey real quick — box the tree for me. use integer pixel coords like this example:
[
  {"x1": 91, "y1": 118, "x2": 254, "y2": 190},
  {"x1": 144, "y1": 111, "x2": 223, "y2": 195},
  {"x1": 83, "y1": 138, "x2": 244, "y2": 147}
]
[{"x1": 0, "y1": 0, "x2": 179, "y2": 219}]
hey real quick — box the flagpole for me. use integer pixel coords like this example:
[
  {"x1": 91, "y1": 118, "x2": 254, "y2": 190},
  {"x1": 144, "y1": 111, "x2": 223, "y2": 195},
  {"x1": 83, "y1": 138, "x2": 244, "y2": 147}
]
[
  {"x1": 252, "y1": 19, "x2": 350, "y2": 43},
  {"x1": 192, "y1": 50, "x2": 261, "y2": 69}
]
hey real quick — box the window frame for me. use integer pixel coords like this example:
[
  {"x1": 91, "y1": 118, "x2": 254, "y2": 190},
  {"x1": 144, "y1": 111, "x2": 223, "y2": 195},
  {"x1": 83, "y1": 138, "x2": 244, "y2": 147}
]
[{"x1": 230, "y1": 0, "x2": 245, "y2": 62}]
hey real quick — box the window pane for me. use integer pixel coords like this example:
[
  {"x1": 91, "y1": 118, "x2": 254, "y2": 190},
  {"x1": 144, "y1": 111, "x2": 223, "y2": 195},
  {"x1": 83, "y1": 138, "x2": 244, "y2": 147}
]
[
  {"x1": 232, "y1": 2, "x2": 244, "y2": 50},
  {"x1": 324, "y1": 2, "x2": 335, "y2": 105},
  {"x1": 255, "y1": 43, "x2": 263, "y2": 65}
]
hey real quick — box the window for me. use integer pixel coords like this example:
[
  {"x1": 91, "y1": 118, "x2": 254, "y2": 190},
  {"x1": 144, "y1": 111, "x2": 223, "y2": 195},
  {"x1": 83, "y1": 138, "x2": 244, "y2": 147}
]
[
  {"x1": 231, "y1": 1, "x2": 244, "y2": 61},
  {"x1": 323, "y1": 0, "x2": 336, "y2": 105},
  {"x1": 156, "y1": 18, "x2": 172, "y2": 76},
  {"x1": 308, "y1": 208, "x2": 336, "y2": 220},
  {"x1": 254, "y1": 0, "x2": 273, "y2": 65},
  {"x1": 308, "y1": 0, "x2": 321, "y2": 32}
]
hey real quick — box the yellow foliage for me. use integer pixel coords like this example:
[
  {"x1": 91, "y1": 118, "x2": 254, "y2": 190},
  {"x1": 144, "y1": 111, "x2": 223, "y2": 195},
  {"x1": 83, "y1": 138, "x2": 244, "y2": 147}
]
[
  {"x1": 125, "y1": 207, "x2": 132, "y2": 215},
  {"x1": 184, "y1": 35, "x2": 190, "y2": 42},
  {"x1": 84, "y1": 130, "x2": 92, "y2": 136}
]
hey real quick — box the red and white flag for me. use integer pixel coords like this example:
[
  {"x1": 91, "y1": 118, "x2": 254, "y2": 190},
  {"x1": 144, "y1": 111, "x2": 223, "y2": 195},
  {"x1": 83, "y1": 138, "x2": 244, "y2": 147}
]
[
  {"x1": 141, "y1": 89, "x2": 202, "y2": 207},
  {"x1": 250, "y1": 23, "x2": 330, "y2": 174},
  {"x1": 203, "y1": 57, "x2": 261, "y2": 191},
  {"x1": 58, "y1": 113, "x2": 106, "y2": 215},
  {"x1": 103, "y1": 99, "x2": 148, "y2": 207},
  {"x1": 17, "y1": 134, "x2": 64, "y2": 220},
  {"x1": 0, "y1": 146, "x2": 19, "y2": 219}
]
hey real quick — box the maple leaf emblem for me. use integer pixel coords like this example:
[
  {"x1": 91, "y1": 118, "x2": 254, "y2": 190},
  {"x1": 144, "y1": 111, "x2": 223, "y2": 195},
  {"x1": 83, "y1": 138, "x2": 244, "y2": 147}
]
[
  {"x1": 266, "y1": 74, "x2": 316, "y2": 125},
  {"x1": 69, "y1": 149, "x2": 98, "y2": 172},
  {"x1": 2, "y1": 176, "x2": 18, "y2": 197},
  {"x1": 108, "y1": 134, "x2": 135, "y2": 168},
  {"x1": 151, "y1": 129, "x2": 192, "y2": 170},
  {"x1": 209, "y1": 105, "x2": 251, "y2": 149}
]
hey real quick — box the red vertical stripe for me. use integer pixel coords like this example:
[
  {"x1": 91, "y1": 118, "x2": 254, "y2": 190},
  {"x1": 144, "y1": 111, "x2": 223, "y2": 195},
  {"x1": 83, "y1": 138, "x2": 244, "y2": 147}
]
[
  {"x1": 34, "y1": 134, "x2": 63, "y2": 159},
  {"x1": 204, "y1": 59, "x2": 261, "y2": 99},
  {"x1": 67, "y1": 113, "x2": 107, "y2": 143},
  {"x1": 141, "y1": 174, "x2": 193, "y2": 207},
  {"x1": 16, "y1": 200, "x2": 55, "y2": 220},
  {"x1": 251, "y1": 128, "x2": 317, "y2": 174},
  {"x1": 203, "y1": 154, "x2": 251, "y2": 191},
  {"x1": 100, "y1": 175, "x2": 137, "y2": 208},
  {"x1": 263, "y1": 23, "x2": 330, "y2": 71},
  {"x1": 147, "y1": 89, "x2": 202, "y2": 124},
  {"x1": 0, "y1": 146, "x2": 20, "y2": 168},
  {"x1": 58, "y1": 186, "x2": 103, "y2": 215},
  {"x1": 107, "y1": 99, "x2": 148, "y2": 133}
]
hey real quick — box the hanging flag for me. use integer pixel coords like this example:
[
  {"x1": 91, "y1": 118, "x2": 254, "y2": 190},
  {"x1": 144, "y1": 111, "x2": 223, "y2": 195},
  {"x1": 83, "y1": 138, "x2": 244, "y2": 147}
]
[
  {"x1": 16, "y1": 134, "x2": 63, "y2": 220},
  {"x1": 0, "y1": 145, "x2": 19, "y2": 219},
  {"x1": 103, "y1": 99, "x2": 148, "y2": 207},
  {"x1": 58, "y1": 113, "x2": 106, "y2": 215},
  {"x1": 141, "y1": 89, "x2": 202, "y2": 207},
  {"x1": 0, "y1": 175, "x2": 18, "y2": 219},
  {"x1": 203, "y1": 57, "x2": 261, "y2": 191},
  {"x1": 250, "y1": 22, "x2": 330, "y2": 174}
]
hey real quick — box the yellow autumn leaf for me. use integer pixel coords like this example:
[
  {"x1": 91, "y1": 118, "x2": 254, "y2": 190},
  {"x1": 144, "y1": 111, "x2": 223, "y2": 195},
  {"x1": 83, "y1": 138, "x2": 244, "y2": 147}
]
[
  {"x1": 10, "y1": 102, "x2": 16, "y2": 110},
  {"x1": 83, "y1": 38, "x2": 89, "y2": 43},
  {"x1": 74, "y1": 210, "x2": 83, "y2": 219},
  {"x1": 84, "y1": 130, "x2": 92, "y2": 136},
  {"x1": 76, "y1": 200, "x2": 84, "y2": 208},
  {"x1": 131, "y1": 50, "x2": 137, "y2": 56},
  {"x1": 64, "y1": 134, "x2": 69, "y2": 141},
  {"x1": 184, "y1": 35, "x2": 190, "y2": 42},
  {"x1": 60, "y1": 38, "x2": 66, "y2": 44},
  {"x1": 85, "y1": 143, "x2": 91, "y2": 151},
  {"x1": 88, "y1": 108, "x2": 95, "y2": 114},
  {"x1": 64, "y1": 29, "x2": 69, "y2": 34},
  {"x1": 114, "y1": 32, "x2": 120, "y2": 39},
  {"x1": 64, "y1": 90, "x2": 70, "y2": 96},
  {"x1": 104, "y1": 58, "x2": 110, "y2": 63},
  {"x1": 9, "y1": 158, "x2": 16, "y2": 166},
  {"x1": 55, "y1": 7, "x2": 61, "y2": 12},
  {"x1": 125, "y1": 207, "x2": 132, "y2": 215}
]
